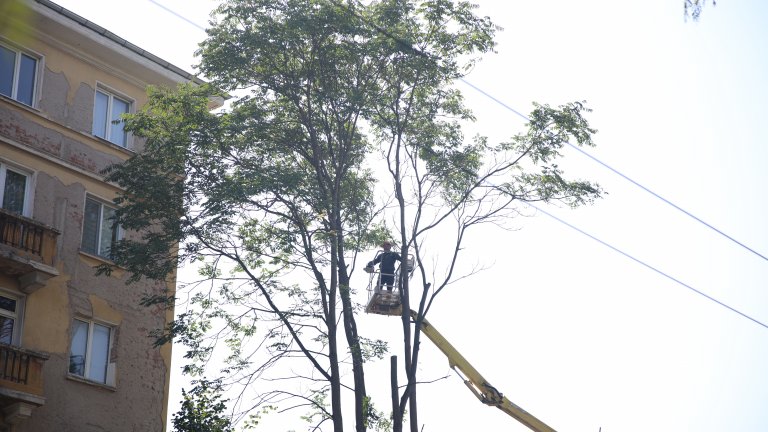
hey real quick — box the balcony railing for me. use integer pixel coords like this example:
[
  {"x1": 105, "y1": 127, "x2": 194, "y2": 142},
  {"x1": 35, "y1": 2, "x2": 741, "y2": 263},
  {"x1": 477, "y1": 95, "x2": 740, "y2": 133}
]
[
  {"x1": 0, "y1": 208, "x2": 58, "y2": 268},
  {"x1": 0, "y1": 344, "x2": 47, "y2": 402}
]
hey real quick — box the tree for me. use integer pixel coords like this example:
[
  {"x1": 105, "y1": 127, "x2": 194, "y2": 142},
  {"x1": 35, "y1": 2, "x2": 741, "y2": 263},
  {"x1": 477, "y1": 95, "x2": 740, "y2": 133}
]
[
  {"x1": 105, "y1": 1, "x2": 396, "y2": 429},
  {"x1": 355, "y1": 3, "x2": 602, "y2": 430},
  {"x1": 101, "y1": 1, "x2": 601, "y2": 431}
]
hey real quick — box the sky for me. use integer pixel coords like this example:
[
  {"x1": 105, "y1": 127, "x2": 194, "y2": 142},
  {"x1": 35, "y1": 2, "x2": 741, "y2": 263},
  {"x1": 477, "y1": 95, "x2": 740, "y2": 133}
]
[{"x1": 50, "y1": 0, "x2": 768, "y2": 431}]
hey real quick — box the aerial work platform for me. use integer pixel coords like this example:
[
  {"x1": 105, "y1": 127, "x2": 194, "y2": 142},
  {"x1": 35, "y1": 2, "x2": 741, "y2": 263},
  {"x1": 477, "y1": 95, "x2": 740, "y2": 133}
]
[
  {"x1": 361, "y1": 249, "x2": 555, "y2": 431},
  {"x1": 363, "y1": 249, "x2": 413, "y2": 316},
  {"x1": 365, "y1": 287, "x2": 402, "y2": 316}
]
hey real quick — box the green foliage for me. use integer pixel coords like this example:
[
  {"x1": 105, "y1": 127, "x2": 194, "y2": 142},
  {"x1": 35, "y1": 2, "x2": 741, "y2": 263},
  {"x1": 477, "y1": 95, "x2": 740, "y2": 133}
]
[
  {"x1": 241, "y1": 405, "x2": 277, "y2": 430},
  {"x1": 101, "y1": 83, "x2": 224, "y2": 283},
  {"x1": 358, "y1": 337, "x2": 389, "y2": 362},
  {"x1": 359, "y1": 223, "x2": 396, "y2": 250},
  {"x1": 358, "y1": 3, "x2": 604, "y2": 430},
  {"x1": 173, "y1": 381, "x2": 234, "y2": 432},
  {"x1": 363, "y1": 396, "x2": 392, "y2": 432},
  {"x1": 300, "y1": 388, "x2": 332, "y2": 425},
  {"x1": 499, "y1": 101, "x2": 602, "y2": 207},
  {"x1": 101, "y1": 1, "x2": 603, "y2": 431}
]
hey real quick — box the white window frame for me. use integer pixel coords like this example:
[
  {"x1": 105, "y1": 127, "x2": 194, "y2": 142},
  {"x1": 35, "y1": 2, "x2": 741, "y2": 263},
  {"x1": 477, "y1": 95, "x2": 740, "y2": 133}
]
[
  {"x1": 0, "y1": 40, "x2": 42, "y2": 108},
  {"x1": 80, "y1": 195, "x2": 123, "y2": 259},
  {"x1": 92, "y1": 83, "x2": 133, "y2": 148},
  {"x1": 68, "y1": 317, "x2": 116, "y2": 386},
  {"x1": 0, "y1": 160, "x2": 34, "y2": 217},
  {"x1": 0, "y1": 290, "x2": 24, "y2": 346}
]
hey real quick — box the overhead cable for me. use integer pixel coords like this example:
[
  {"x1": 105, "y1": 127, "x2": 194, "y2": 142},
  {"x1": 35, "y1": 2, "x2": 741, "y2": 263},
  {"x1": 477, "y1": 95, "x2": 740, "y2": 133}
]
[
  {"x1": 331, "y1": 0, "x2": 768, "y2": 264},
  {"x1": 147, "y1": 0, "x2": 206, "y2": 31},
  {"x1": 459, "y1": 79, "x2": 768, "y2": 263},
  {"x1": 527, "y1": 202, "x2": 767, "y2": 330},
  {"x1": 148, "y1": 0, "x2": 768, "y2": 330}
]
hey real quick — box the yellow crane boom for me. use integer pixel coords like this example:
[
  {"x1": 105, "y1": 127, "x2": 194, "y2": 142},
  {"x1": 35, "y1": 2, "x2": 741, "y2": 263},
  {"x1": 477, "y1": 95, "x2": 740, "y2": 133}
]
[{"x1": 413, "y1": 311, "x2": 557, "y2": 432}]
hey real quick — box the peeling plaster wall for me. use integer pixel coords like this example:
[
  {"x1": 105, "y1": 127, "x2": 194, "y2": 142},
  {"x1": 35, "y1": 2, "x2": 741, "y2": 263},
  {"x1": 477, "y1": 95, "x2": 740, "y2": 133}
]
[
  {"x1": 0, "y1": 7, "x2": 185, "y2": 431},
  {"x1": 0, "y1": 147, "x2": 172, "y2": 432},
  {"x1": 0, "y1": 104, "x2": 127, "y2": 176},
  {"x1": 38, "y1": 69, "x2": 68, "y2": 125},
  {"x1": 69, "y1": 83, "x2": 97, "y2": 134}
]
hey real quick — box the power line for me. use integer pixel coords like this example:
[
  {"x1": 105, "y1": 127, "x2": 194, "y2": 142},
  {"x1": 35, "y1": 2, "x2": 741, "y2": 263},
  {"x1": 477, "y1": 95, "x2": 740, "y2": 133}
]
[
  {"x1": 320, "y1": 0, "x2": 768, "y2": 331},
  {"x1": 328, "y1": 0, "x2": 768, "y2": 264},
  {"x1": 147, "y1": 0, "x2": 206, "y2": 31},
  {"x1": 528, "y1": 202, "x2": 768, "y2": 330},
  {"x1": 146, "y1": 3, "x2": 762, "y2": 266},
  {"x1": 459, "y1": 78, "x2": 768, "y2": 263},
  {"x1": 144, "y1": 0, "x2": 767, "y2": 331}
]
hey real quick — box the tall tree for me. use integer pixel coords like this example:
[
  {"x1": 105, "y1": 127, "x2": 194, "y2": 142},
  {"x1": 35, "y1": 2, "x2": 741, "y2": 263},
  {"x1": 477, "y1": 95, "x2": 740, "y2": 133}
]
[
  {"x1": 107, "y1": 2, "x2": 383, "y2": 428},
  {"x1": 355, "y1": 2, "x2": 602, "y2": 430},
  {"x1": 101, "y1": 1, "x2": 601, "y2": 431}
]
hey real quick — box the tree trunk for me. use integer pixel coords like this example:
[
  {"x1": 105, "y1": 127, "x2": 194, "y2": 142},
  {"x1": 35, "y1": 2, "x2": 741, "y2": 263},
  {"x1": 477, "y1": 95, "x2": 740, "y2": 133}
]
[
  {"x1": 335, "y1": 204, "x2": 367, "y2": 431},
  {"x1": 391, "y1": 356, "x2": 402, "y2": 432},
  {"x1": 328, "y1": 237, "x2": 344, "y2": 432},
  {"x1": 339, "y1": 270, "x2": 367, "y2": 432},
  {"x1": 395, "y1": 177, "x2": 418, "y2": 431},
  {"x1": 328, "y1": 307, "x2": 344, "y2": 432}
]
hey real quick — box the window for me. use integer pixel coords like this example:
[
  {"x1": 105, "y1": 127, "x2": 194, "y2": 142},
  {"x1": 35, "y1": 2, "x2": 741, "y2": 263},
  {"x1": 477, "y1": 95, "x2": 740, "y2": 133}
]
[
  {"x1": 0, "y1": 162, "x2": 31, "y2": 217},
  {"x1": 81, "y1": 196, "x2": 121, "y2": 259},
  {"x1": 92, "y1": 88, "x2": 130, "y2": 147},
  {"x1": 69, "y1": 319, "x2": 113, "y2": 384},
  {"x1": 0, "y1": 294, "x2": 21, "y2": 345},
  {"x1": 0, "y1": 43, "x2": 38, "y2": 107}
]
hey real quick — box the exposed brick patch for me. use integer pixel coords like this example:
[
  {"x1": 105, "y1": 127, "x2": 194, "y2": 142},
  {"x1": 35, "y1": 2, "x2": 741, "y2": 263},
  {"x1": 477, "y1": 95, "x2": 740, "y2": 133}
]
[
  {"x1": 67, "y1": 150, "x2": 98, "y2": 172},
  {"x1": 0, "y1": 109, "x2": 63, "y2": 156}
]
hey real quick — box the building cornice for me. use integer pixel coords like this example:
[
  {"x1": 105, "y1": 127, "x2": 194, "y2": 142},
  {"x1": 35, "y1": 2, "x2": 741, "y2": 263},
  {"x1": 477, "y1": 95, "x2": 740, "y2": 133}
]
[{"x1": 30, "y1": 0, "x2": 206, "y2": 87}]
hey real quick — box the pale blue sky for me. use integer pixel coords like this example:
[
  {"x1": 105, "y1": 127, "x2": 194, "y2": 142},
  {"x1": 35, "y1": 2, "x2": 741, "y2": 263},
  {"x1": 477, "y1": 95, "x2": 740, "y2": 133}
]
[{"x1": 52, "y1": 1, "x2": 768, "y2": 431}]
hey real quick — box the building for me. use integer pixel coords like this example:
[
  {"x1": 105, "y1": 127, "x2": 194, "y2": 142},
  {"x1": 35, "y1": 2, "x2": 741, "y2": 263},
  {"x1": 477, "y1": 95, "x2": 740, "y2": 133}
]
[{"x1": 0, "y1": 1, "x2": 206, "y2": 430}]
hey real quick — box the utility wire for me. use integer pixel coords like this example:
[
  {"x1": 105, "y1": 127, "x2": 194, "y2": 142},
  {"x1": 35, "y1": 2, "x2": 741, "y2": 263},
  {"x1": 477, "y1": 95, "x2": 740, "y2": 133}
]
[
  {"x1": 147, "y1": 0, "x2": 206, "y2": 31},
  {"x1": 148, "y1": 0, "x2": 767, "y2": 330},
  {"x1": 528, "y1": 202, "x2": 768, "y2": 330},
  {"x1": 330, "y1": 0, "x2": 768, "y2": 263},
  {"x1": 323, "y1": 0, "x2": 768, "y2": 331},
  {"x1": 459, "y1": 79, "x2": 768, "y2": 263}
]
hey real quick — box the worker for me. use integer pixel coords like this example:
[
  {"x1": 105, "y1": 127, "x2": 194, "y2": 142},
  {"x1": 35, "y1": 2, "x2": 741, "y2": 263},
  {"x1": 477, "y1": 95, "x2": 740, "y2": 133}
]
[{"x1": 366, "y1": 240, "x2": 401, "y2": 291}]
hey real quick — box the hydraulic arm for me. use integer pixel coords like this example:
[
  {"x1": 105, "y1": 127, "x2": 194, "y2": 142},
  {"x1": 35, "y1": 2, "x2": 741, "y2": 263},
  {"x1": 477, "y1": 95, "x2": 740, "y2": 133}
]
[{"x1": 413, "y1": 311, "x2": 557, "y2": 432}]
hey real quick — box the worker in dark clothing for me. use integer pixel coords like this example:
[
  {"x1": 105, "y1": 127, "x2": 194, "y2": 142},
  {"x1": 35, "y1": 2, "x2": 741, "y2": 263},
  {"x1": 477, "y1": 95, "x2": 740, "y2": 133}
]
[{"x1": 366, "y1": 240, "x2": 401, "y2": 291}]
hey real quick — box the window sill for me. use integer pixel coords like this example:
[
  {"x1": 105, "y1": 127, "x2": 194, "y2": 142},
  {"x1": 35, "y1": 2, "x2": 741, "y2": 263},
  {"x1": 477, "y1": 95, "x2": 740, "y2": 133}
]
[
  {"x1": 78, "y1": 249, "x2": 114, "y2": 264},
  {"x1": 0, "y1": 93, "x2": 39, "y2": 112},
  {"x1": 78, "y1": 250, "x2": 127, "y2": 277},
  {"x1": 91, "y1": 134, "x2": 136, "y2": 155},
  {"x1": 66, "y1": 373, "x2": 116, "y2": 392}
]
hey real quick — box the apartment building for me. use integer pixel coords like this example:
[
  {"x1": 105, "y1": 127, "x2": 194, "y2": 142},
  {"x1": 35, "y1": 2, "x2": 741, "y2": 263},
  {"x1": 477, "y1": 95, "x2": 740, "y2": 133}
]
[{"x1": 0, "y1": 1, "x2": 206, "y2": 430}]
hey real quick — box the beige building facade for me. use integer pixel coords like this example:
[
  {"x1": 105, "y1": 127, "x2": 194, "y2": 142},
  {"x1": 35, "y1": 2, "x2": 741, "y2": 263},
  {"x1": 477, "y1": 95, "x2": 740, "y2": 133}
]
[{"x1": 0, "y1": 1, "x2": 199, "y2": 430}]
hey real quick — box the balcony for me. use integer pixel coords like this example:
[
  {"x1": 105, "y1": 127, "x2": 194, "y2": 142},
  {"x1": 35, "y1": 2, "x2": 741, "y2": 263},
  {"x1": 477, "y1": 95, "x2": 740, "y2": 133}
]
[
  {"x1": 0, "y1": 209, "x2": 59, "y2": 293},
  {"x1": 0, "y1": 344, "x2": 48, "y2": 425}
]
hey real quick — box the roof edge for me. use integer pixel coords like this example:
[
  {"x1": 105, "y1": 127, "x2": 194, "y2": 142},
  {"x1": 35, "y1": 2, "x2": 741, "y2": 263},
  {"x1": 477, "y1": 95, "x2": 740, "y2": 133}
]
[{"x1": 33, "y1": 0, "x2": 206, "y2": 86}]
